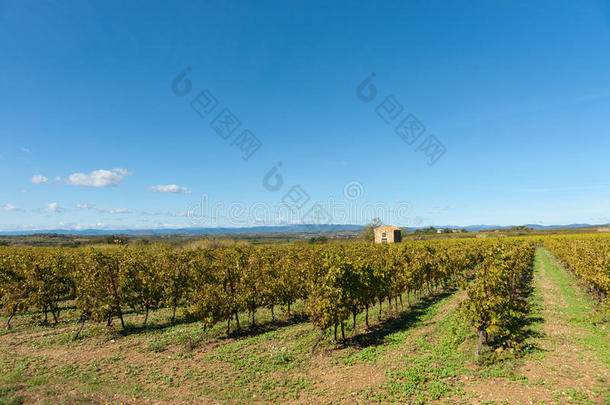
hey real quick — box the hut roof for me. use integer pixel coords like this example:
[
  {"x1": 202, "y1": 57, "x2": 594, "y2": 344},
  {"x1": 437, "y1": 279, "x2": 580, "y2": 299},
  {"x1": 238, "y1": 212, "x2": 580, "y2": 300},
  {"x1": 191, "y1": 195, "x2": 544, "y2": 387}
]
[{"x1": 374, "y1": 225, "x2": 401, "y2": 231}]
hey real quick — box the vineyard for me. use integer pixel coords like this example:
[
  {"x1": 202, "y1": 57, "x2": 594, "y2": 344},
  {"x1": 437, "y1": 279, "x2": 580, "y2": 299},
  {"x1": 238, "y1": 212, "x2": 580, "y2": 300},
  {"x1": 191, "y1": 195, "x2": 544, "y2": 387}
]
[
  {"x1": 1, "y1": 235, "x2": 608, "y2": 404},
  {"x1": 544, "y1": 235, "x2": 610, "y2": 309},
  {"x1": 0, "y1": 239, "x2": 535, "y2": 351}
]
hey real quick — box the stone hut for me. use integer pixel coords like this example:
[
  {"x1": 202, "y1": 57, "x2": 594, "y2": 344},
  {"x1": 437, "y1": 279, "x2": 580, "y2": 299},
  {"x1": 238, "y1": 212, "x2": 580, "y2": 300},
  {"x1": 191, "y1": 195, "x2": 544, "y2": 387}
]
[{"x1": 374, "y1": 225, "x2": 402, "y2": 244}]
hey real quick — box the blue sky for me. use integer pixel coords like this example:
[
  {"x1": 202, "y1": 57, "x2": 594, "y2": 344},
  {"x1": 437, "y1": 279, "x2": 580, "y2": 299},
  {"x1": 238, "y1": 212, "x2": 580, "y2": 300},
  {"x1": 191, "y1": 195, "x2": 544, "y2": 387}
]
[{"x1": 2, "y1": 0, "x2": 610, "y2": 231}]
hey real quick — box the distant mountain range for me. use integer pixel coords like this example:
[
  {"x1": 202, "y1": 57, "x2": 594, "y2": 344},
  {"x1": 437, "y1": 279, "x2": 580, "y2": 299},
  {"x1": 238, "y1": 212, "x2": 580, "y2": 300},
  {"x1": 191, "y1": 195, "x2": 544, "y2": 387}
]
[
  {"x1": 430, "y1": 224, "x2": 603, "y2": 232},
  {"x1": 0, "y1": 223, "x2": 606, "y2": 236}
]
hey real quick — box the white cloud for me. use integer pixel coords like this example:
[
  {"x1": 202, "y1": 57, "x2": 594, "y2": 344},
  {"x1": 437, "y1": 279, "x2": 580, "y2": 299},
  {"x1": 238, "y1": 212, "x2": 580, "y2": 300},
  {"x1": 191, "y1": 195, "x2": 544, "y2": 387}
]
[
  {"x1": 147, "y1": 221, "x2": 188, "y2": 229},
  {"x1": 21, "y1": 147, "x2": 30, "y2": 153},
  {"x1": 45, "y1": 202, "x2": 64, "y2": 213},
  {"x1": 109, "y1": 208, "x2": 132, "y2": 214},
  {"x1": 76, "y1": 203, "x2": 95, "y2": 210},
  {"x1": 64, "y1": 168, "x2": 130, "y2": 187},
  {"x1": 31, "y1": 174, "x2": 49, "y2": 184},
  {"x1": 70, "y1": 222, "x2": 106, "y2": 231},
  {"x1": 148, "y1": 184, "x2": 192, "y2": 194},
  {"x1": 97, "y1": 207, "x2": 132, "y2": 214},
  {"x1": 112, "y1": 168, "x2": 131, "y2": 176},
  {"x1": 142, "y1": 210, "x2": 187, "y2": 217},
  {"x1": 0, "y1": 222, "x2": 112, "y2": 232},
  {"x1": 3, "y1": 203, "x2": 25, "y2": 212},
  {"x1": 142, "y1": 210, "x2": 171, "y2": 216}
]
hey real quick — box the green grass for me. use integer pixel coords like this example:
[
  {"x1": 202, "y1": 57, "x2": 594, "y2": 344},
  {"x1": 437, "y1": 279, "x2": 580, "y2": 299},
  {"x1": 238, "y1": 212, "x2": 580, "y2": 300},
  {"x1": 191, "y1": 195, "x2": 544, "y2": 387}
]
[
  {"x1": 0, "y1": 384, "x2": 23, "y2": 405},
  {"x1": 532, "y1": 248, "x2": 610, "y2": 404},
  {"x1": 0, "y1": 288, "x2": 462, "y2": 403},
  {"x1": 539, "y1": 248, "x2": 610, "y2": 367},
  {"x1": 335, "y1": 290, "x2": 456, "y2": 366},
  {"x1": 0, "y1": 249, "x2": 608, "y2": 403},
  {"x1": 379, "y1": 308, "x2": 470, "y2": 403}
]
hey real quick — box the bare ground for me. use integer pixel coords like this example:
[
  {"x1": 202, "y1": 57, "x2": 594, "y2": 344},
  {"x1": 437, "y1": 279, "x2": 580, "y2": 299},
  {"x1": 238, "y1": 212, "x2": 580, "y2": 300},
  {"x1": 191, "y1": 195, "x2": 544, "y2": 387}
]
[
  {"x1": 463, "y1": 248, "x2": 610, "y2": 404},
  {"x1": 1, "y1": 249, "x2": 608, "y2": 404}
]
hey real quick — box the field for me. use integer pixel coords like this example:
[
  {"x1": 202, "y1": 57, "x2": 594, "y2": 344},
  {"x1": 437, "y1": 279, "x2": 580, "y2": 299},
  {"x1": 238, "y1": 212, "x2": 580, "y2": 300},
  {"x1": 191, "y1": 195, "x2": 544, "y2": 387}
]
[{"x1": 0, "y1": 236, "x2": 609, "y2": 404}]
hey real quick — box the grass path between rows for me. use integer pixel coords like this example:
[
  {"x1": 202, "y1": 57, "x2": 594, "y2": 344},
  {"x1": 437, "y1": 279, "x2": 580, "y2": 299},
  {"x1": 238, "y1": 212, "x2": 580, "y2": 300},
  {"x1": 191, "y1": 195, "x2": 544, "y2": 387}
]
[
  {"x1": 530, "y1": 248, "x2": 610, "y2": 403},
  {"x1": 0, "y1": 284, "x2": 466, "y2": 404},
  {"x1": 333, "y1": 247, "x2": 610, "y2": 404},
  {"x1": 463, "y1": 248, "x2": 610, "y2": 404},
  {"x1": 300, "y1": 288, "x2": 470, "y2": 404},
  {"x1": 1, "y1": 247, "x2": 609, "y2": 404}
]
